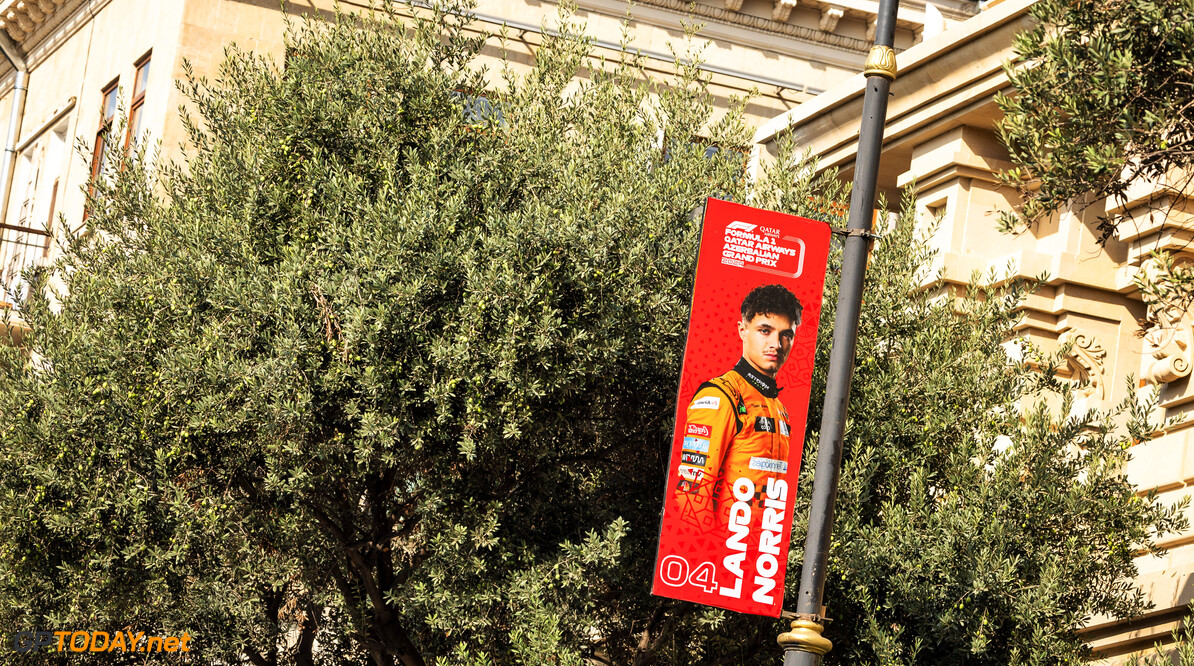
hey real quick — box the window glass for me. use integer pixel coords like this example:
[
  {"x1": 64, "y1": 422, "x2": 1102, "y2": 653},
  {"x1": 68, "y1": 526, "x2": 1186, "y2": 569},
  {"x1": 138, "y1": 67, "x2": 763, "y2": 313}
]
[
  {"x1": 127, "y1": 55, "x2": 151, "y2": 149},
  {"x1": 133, "y1": 57, "x2": 150, "y2": 97},
  {"x1": 102, "y1": 85, "x2": 118, "y2": 122},
  {"x1": 93, "y1": 80, "x2": 119, "y2": 181}
]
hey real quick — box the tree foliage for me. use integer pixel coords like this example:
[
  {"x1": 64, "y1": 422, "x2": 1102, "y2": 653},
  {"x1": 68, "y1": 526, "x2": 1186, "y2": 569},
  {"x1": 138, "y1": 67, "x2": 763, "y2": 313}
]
[
  {"x1": 0, "y1": 3, "x2": 1184, "y2": 665},
  {"x1": 997, "y1": 0, "x2": 1194, "y2": 242}
]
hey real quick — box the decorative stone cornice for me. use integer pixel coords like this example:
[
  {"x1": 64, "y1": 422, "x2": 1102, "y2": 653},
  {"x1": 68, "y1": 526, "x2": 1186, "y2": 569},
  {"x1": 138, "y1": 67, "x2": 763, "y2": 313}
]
[
  {"x1": 1060, "y1": 330, "x2": 1107, "y2": 400},
  {"x1": 626, "y1": 0, "x2": 976, "y2": 58},
  {"x1": 0, "y1": 0, "x2": 67, "y2": 42},
  {"x1": 1144, "y1": 313, "x2": 1192, "y2": 385},
  {"x1": 772, "y1": 0, "x2": 798, "y2": 22},
  {"x1": 1142, "y1": 257, "x2": 1194, "y2": 386},
  {"x1": 819, "y1": 6, "x2": 844, "y2": 32},
  {"x1": 635, "y1": 0, "x2": 874, "y2": 55}
]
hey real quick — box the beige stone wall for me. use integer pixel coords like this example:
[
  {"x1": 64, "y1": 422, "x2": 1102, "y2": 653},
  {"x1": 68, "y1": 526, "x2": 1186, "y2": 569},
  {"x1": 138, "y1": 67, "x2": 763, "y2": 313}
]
[
  {"x1": 0, "y1": 0, "x2": 921, "y2": 309},
  {"x1": 0, "y1": 0, "x2": 978, "y2": 244},
  {"x1": 0, "y1": 0, "x2": 880, "y2": 261},
  {"x1": 0, "y1": 0, "x2": 189, "y2": 307},
  {"x1": 1092, "y1": 179, "x2": 1194, "y2": 662}
]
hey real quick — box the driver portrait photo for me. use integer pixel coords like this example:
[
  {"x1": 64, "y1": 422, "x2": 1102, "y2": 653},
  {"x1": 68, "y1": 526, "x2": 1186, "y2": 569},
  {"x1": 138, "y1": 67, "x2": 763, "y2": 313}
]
[{"x1": 674, "y1": 284, "x2": 802, "y2": 528}]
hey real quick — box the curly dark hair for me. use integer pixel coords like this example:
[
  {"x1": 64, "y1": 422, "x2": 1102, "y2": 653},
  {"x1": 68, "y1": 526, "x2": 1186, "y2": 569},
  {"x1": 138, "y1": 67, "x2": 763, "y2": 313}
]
[{"x1": 740, "y1": 284, "x2": 802, "y2": 327}]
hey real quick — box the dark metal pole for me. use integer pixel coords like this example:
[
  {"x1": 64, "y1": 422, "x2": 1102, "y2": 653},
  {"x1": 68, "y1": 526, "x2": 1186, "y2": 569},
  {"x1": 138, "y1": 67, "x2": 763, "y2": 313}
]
[{"x1": 777, "y1": 0, "x2": 899, "y2": 663}]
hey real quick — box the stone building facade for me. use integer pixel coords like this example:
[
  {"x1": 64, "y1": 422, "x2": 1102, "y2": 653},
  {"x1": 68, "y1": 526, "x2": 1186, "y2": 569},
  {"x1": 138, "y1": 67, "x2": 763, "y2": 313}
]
[
  {"x1": 0, "y1": 0, "x2": 974, "y2": 316},
  {"x1": 8, "y1": 0, "x2": 1182, "y2": 662},
  {"x1": 754, "y1": 0, "x2": 1194, "y2": 660}
]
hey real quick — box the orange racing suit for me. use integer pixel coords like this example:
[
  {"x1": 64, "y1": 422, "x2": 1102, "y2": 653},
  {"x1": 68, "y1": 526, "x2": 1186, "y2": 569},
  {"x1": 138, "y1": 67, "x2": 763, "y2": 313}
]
[{"x1": 675, "y1": 358, "x2": 792, "y2": 530}]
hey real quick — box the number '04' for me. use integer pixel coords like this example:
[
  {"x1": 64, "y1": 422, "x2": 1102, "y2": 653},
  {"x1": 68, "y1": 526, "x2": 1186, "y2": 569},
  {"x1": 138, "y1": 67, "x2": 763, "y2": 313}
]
[{"x1": 658, "y1": 555, "x2": 718, "y2": 593}]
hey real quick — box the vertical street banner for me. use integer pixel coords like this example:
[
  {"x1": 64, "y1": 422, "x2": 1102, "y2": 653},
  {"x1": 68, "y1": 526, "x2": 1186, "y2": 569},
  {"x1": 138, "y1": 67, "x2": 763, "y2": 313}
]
[{"x1": 652, "y1": 197, "x2": 831, "y2": 617}]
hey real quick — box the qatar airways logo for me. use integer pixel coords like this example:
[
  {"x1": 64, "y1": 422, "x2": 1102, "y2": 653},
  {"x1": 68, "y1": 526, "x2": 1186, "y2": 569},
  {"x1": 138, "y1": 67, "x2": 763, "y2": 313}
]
[
  {"x1": 725, "y1": 221, "x2": 780, "y2": 236},
  {"x1": 722, "y1": 220, "x2": 807, "y2": 277}
]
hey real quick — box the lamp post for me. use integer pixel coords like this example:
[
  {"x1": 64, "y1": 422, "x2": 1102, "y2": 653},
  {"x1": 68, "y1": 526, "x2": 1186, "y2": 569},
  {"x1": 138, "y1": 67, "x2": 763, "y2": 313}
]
[{"x1": 777, "y1": 0, "x2": 899, "y2": 663}]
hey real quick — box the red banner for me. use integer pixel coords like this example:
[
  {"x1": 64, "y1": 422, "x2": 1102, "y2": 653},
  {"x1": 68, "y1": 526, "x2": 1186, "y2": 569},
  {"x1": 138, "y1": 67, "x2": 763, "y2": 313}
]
[{"x1": 652, "y1": 198, "x2": 831, "y2": 617}]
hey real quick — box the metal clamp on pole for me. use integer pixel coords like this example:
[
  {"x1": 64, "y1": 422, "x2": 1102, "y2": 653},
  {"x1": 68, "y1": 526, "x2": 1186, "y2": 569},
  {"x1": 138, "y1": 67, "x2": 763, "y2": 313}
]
[
  {"x1": 779, "y1": 0, "x2": 900, "y2": 664},
  {"x1": 829, "y1": 227, "x2": 882, "y2": 241}
]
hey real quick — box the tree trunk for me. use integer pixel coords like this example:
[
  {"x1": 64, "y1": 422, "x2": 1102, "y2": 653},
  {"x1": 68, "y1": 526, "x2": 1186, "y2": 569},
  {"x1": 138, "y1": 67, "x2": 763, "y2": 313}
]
[{"x1": 295, "y1": 603, "x2": 319, "y2": 666}]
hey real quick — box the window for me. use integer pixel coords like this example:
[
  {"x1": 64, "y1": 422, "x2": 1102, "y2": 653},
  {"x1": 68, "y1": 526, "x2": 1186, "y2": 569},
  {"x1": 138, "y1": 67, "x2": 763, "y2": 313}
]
[
  {"x1": 2, "y1": 124, "x2": 67, "y2": 308},
  {"x1": 124, "y1": 53, "x2": 150, "y2": 151},
  {"x1": 15, "y1": 144, "x2": 42, "y2": 230},
  {"x1": 90, "y1": 78, "x2": 119, "y2": 191}
]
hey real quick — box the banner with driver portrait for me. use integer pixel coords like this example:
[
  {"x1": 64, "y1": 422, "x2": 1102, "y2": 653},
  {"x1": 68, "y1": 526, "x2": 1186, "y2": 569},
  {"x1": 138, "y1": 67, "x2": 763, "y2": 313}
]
[{"x1": 652, "y1": 197, "x2": 831, "y2": 617}]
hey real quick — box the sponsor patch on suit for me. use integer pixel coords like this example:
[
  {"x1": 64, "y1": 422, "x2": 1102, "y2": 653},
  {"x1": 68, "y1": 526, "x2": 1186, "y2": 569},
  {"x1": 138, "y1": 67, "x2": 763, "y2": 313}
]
[
  {"x1": 755, "y1": 416, "x2": 776, "y2": 433},
  {"x1": 676, "y1": 478, "x2": 699, "y2": 494},
  {"x1": 681, "y1": 451, "x2": 708, "y2": 466},
  {"x1": 691, "y1": 396, "x2": 721, "y2": 410},
  {"x1": 682, "y1": 437, "x2": 710, "y2": 453},
  {"x1": 749, "y1": 457, "x2": 787, "y2": 473}
]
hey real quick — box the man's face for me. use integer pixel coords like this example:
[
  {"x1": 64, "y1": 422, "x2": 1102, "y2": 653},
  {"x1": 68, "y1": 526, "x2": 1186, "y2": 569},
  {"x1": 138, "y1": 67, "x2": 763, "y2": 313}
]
[{"x1": 738, "y1": 313, "x2": 796, "y2": 378}]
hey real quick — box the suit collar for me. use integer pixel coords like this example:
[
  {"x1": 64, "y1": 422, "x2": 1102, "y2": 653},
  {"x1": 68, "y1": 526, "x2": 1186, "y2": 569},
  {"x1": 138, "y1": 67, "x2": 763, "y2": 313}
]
[{"x1": 733, "y1": 357, "x2": 779, "y2": 398}]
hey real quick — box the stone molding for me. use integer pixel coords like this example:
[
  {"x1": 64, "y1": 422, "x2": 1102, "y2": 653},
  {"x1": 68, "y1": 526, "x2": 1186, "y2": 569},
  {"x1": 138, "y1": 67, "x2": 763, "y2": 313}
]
[
  {"x1": 1144, "y1": 310, "x2": 1194, "y2": 385},
  {"x1": 1142, "y1": 257, "x2": 1194, "y2": 386},
  {"x1": 1060, "y1": 329, "x2": 1107, "y2": 400},
  {"x1": 0, "y1": 0, "x2": 66, "y2": 42},
  {"x1": 772, "y1": 0, "x2": 798, "y2": 23},
  {"x1": 819, "y1": 6, "x2": 844, "y2": 31},
  {"x1": 633, "y1": 0, "x2": 873, "y2": 54},
  {"x1": 753, "y1": 0, "x2": 1031, "y2": 150}
]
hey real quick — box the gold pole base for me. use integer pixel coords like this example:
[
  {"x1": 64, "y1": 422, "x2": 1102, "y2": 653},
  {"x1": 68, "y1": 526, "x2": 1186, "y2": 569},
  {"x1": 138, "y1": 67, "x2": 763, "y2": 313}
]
[{"x1": 777, "y1": 619, "x2": 832, "y2": 656}]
